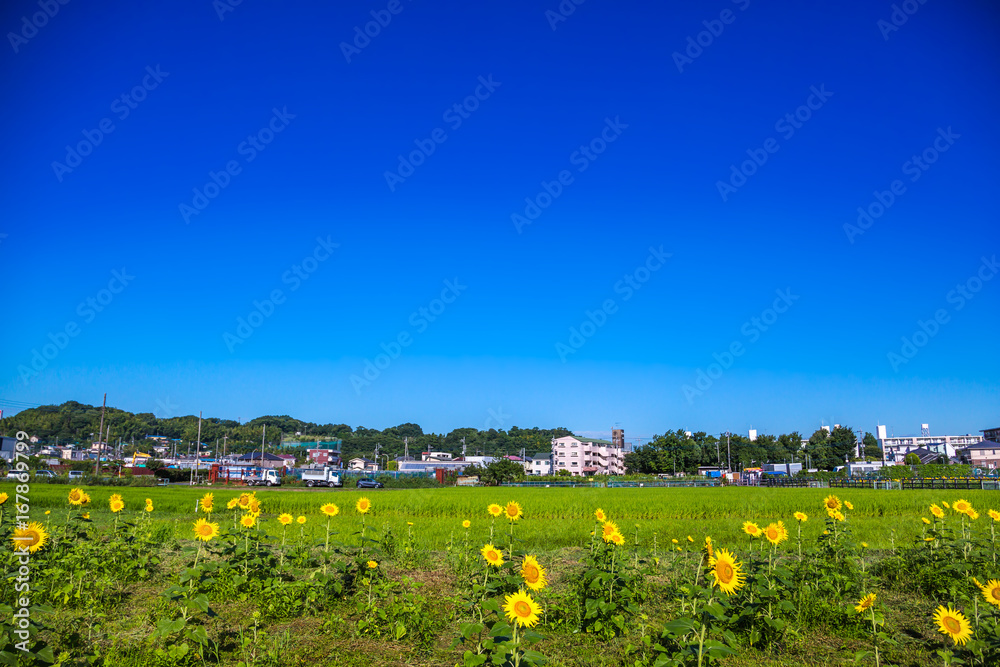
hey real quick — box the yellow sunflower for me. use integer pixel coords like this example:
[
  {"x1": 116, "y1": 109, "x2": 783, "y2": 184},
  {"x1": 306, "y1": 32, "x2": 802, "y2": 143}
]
[
  {"x1": 709, "y1": 548, "x2": 745, "y2": 595},
  {"x1": 0, "y1": 492, "x2": 8, "y2": 505},
  {"x1": 687, "y1": 535, "x2": 694, "y2": 543},
  {"x1": 80, "y1": 492, "x2": 91, "y2": 505},
  {"x1": 505, "y1": 501, "x2": 523, "y2": 522},
  {"x1": 487, "y1": 503, "x2": 502, "y2": 518},
  {"x1": 704, "y1": 536, "x2": 714, "y2": 559},
  {"x1": 68, "y1": 487, "x2": 85, "y2": 506},
  {"x1": 240, "y1": 513, "x2": 257, "y2": 528},
  {"x1": 602, "y1": 521, "x2": 620, "y2": 539},
  {"x1": 145, "y1": 499, "x2": 154, "y2": 513},
  {"x1": 954, "y1": 499, "x2": 972, "y2": 514},
  {"x1": 193, "y1": 518, "x2": 220, "y2": 542},
  {"x1": 844, "y1": 501, "x2": 854, "y2": 511},
  {"x1": 930, "y1": 504, "x2": 945, "y2": 519},
  {"x1": 989, "y1": 510, "x2": 1000, "y2": 522},
  {"x1": 503, "y1": 590, "x2": 541, "y2": 628},
  {"x1": 764, "y1": 521, "x2": 788, "y2": 545},
  {"x1": 200, "y1": 493, "x2": 214, "y2": 513},
  {"x1": 823, "y1": 495, "x2": 842, "y2": 512},
  {"x1": 942, "y1": 501, "x2": 950, "y2": 509},
  {"x1": 969, "y1": 510, "x2": 980, "y2": 521},
  {"x1": 831, "y1": 510, "x2": 845, "y2": 522},
  {"x1": 81, "y1": 512, "x2": 90, "y2": 520},
  {"x1": 462, "y1": 520, "x2": 471, "y2": 529},
  {"x1": 11, "y1": 522, "x2": 49, "y2": 554},
  {"x1": 297, "y1": 515, "x2": 306, "y2": 524},
  {"x1": 356, "y1": 497, "x2": 371, "y2": 514},
  {"x1": 227, "y1": 497, "x2": 239, "y2": 510},
  {"x1": 977, "y1": 579, "x2": 1000, "y2": 608},
  {"x1": 933, "y1": 605, "x2": 972, "y2": 645},
  {"x1": 278, "y1": 513, "x2": 293, "y2": 525},
  {"x1": 321, "y1": 503, "x2": 340, "y2": 517},
  {"x1": 109, "y1": 493, "x2": 123, "y2": 504},
  {"x1": 237, "y1": 493, "x2": 252, "y2": 510},
  {"x1": 594, "y1": 508, "x2": 607, "y2": 522},
  {"x1": 921, "y1": 517, "x2": 931, "y2": 525},
  {"x1": 742, "y1": 521, "x2": 761, "y2": 537},
  {"x1": 855, "y1": 593, "x2": 876, "y2": 613},
  {"x1": 607, "y1": 531, "x2": 625, "y2": 546},
  {"x1": 793, "y1": 512, "x2": 808, "y2": 522},
  {"x1": 521, "y1": 555, "x2": 548, "y2": 591},
  {"x1": 248, "y1": 497, "x2": 261, "y2": 515},
  {"x1": 481, "y1": 544, "x2": 504, "y2": 567},
  {"x1": 109, "y1": 498, "x2": 125, "y2": 513}
]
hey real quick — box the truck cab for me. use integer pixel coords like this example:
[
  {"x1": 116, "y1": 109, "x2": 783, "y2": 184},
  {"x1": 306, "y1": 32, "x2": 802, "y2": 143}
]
[{"x1": 246, "y1": 469, "x2": 282, "y2": 487}]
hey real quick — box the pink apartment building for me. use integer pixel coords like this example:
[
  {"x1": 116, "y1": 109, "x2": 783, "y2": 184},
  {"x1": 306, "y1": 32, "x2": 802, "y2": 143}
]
[{"x1": 551, "y1": 435, "x2": 625, "y2": 476}]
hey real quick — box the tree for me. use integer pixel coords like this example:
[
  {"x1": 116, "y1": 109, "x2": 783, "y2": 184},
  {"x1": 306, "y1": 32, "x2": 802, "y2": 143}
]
[
  {"x1": 478, "y1": 459, "x2": 526, "y2": 486},
  {"x1": 904, "y1": 453, "x2": 921, "y2": 465},
  {"x1": 862, "y1": 432, "x2": 882, "y2": 460}
]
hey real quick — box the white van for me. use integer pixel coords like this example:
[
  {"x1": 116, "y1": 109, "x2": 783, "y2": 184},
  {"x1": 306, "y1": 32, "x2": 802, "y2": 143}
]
[{"x1": 68, "y1": 470, "x2": 84, "y2": 480}]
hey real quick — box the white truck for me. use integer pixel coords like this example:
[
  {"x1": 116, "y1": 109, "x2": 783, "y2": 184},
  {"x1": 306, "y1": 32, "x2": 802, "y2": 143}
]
[
  {"x1": 301, "y1": 467, "x2": 343, "y2": 488},
  {"x1": 245, "y1": 469, "x2": 282, "y2": 487}
]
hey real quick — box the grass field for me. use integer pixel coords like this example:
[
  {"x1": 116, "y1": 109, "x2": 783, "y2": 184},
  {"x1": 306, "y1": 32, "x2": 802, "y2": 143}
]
[{"x1": 4, "y1": 482, "x2": 1000, "y2": 666}]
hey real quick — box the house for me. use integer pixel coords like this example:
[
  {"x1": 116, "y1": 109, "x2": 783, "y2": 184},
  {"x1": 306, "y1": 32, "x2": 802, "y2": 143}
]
[
  {"x1": 958, "y1": 441, "x2": 1000, "y2": 469},
  {"x1": 347, "y1": 457, "x2": 379, "y2": 472},
  {"x1": 551, "y1": 435, "x2": 625, "y2": 476},
  {"x1": 528, "y1": 453, "x2": 552, "y2": 476},
  {"x1": 422, "y1": 451, "x2": 453, "y2": 461},
  {"x1": 0, "y1": 437, "x2": 15, "y2": 462},
  {"x1": 234, "y1": 452, "x2": 287, "y2": 469}
]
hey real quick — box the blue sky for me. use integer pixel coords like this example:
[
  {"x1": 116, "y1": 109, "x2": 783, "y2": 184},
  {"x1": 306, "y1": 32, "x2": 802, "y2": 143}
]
[{"x1": 1, "y1": 0, "x2": 997, "y2": 440}]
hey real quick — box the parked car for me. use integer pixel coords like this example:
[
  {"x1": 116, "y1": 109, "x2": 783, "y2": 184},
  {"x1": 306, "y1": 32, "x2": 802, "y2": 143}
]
[
  {"x1": 356, "y1": 478, "x2": 384, "y2": 489},
  {"x1": 34, "y1": 470, "x2": 57, "y2": 478},
  {"x1": 68, "y1": 470, "x2": 84, "y2": 480}
]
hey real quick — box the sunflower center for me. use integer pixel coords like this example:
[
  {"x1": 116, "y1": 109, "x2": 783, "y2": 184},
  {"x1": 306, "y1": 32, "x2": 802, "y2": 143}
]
[
  {"x1": 943, "y1": 616, "x2": 961, "y2": 633},
  {"x1": 991, "y1": 588, "x2": 1000, "y2": 602},
  {"x1": 514, "y1": 601, "x2": 531, "y2": 617},
  {"x1": 524, "y1": 565, "x2": 539, "y2": 582},
  {"x1": 488, "y1": 550, "x2": 498, "y2": 560},
  {"x1": 718, "y1": 562, "x2": 734, "y2": 583}
]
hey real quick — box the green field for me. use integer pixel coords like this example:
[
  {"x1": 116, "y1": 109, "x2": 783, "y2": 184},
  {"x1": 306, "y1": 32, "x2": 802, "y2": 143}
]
[{"x1": 4, "y1": 483, "x2": 999, "y2": 666}]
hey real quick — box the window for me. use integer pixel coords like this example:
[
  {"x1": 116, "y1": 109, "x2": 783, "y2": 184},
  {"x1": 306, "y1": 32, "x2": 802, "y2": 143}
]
[{"x1": 571, "y1": 462, "x2": 578, "y2": 466}]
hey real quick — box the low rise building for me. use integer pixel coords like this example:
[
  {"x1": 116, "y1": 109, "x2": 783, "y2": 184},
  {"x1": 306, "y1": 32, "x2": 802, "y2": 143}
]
[
  {"x1": 958, "y1": 441, "x2": 1000, "y2": 469},
  {"x1": 528, "y1": 453, "x2": 552, "y2": 476},
  {"x1": 877, "y1": 426, "x2": 982, "y2": 463},
  {"x1": 347, "y1": 457, "x2": 379, "y2": 472},
  {"x1": 551, "y1": 435, "x2": 625, "y2": 476}
]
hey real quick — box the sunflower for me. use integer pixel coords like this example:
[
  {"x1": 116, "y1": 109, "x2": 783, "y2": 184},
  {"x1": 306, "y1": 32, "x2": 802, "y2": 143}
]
[
  {"x1": 144, "y1": 498, "x2": 154, "y2": 512},
  {"x1": 602, "y1": 521, "x2": 620, "y2": 539},
  {"x1": 823, "y1": 495, "x2": 842, "y2": 512},
  {"x1": 764, "y1": 522, "x2": 788, "y2": 545},
  {"x1": 954, "y1": 499, "x2": 972, "y2": 514},
  {"x1": 503, "y1": 590, "x2": 541, "y2": 628},
  {"x1": 793, "y1": 512, "x2": 808, "y2": 522},
  {"x1": 0, "y1": 492, "x2": 8, "y2": 505},
  {"x1": 977, "y1": 579, "x2": 1000, "y2": 608},
  {"x1": 193, "y1": 518, "x2": 220, "y2": 542},
  {"x1": 487, "y1": 503, "x2": 502, "y2": 518},
  {"x1": 933, "y1": 605, "x2": 972, "y2": 645},
  {"x1": 594, "y1": 508, "x2": 606, "y2": 522},
  {"x1": 200, "y1": 493, "x2": 214, "y2": 513},
  {"x1": 82, "y1": 512, "x2": 90, "y2": 520},
  {"x1": 703, "y1": 536, "x2": 714, "y2": 560},
  {"x1": 505, "y1": 501, "x2": 523, "y2": 522},
  {"x1": 321, "y1": 503, "x2": 340, "y2": 517},
  {"x1": 709, "y1": 548, "x2": 745, "y2": 595},
  {"x1": 921, "y1": 517, "x2": 931, "y2": 525},
  {"x1": 831, "y1": 510, "x2": 845, "y2": 522},
  {"x1": 237, "y1": 493, "x2": 252, "y2": 510},
  {"x1": 80, "y1": 492, "x2": 91, "y2": 505},
  {"x1": 227, "y1": 498, "x2": 239, "y2": 510},
  {"x1": 969, "y1": 510, "x2": 981, "y2": 521},
  {"x1": 861, "y1": 542, "x2": 868, "y2": 549},
  {"x1": 297, "y1": 516, "x2": 306, "y2": 524},
  {"x1": 240, "y1": 513, "x2": 257, "y2": 528},
  {"x1": 68, "y1": 487, "x2": 85, "y2": 506},
  {"x1": 742, "y1": 521, "x2": 761, "y2": 537},
  {"x1": 109, "y1": 498, "x2": 125, "y2": 513},
  {"x1": 844, "y1": 501, "x2": 854, "y2": 511},
  {"x1": 462, "y1": 520, "x2": 471, "y2": 529},
  {"x1": 930, "y1": 504, "x2": 945, "y2": 519},
  {"x1": 248, "y1": 497, "x2": 261, "y2": 515},
  {"x1": 367, "y1": 560, "x2": 378, "y2": 569},
  {"x1": 521, "y1": 555, "x2": 548, "y2": 590},
  {"x1": 481, "y1": 544, "x2": 504, "y2": 567},
  {"x1": 607, "y1": 531, "x2": 625, "y2": 546},
  {"x1": 356, "y1": 497, "x2": 371, "y2": 514},
  {"x1": 278, "y1": 513, "x2": 293, "y2": 525},
  {"x1": 671, "y1": 538, "x2": 679, "y2": 544},
  {"x1": 11, "y1": 522, "x2": 49, "y2": 554},
  {"x1": 109, "y1": 493, "x2": 123, "y2": 504},
  {"x1": 942, "y1": 501, "x2": 950, "y2": 509},
  {"x1": 855, "y1": 593, "x2": 876, "y2": 613},
  {"x1": 989, "y1": 510, "x2": 1000, "y2": 522},
  {"x1": 687, "y1": 535, "x2": 694, "y2": 543}
]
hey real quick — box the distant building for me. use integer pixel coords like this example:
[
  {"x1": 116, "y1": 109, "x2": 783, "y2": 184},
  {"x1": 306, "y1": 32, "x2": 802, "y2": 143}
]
[
  {"x1": 982, "y1": 427, "x2": 1000, "y2": 442},
  {"x1": 528, "y1": 453, "x2": 552, "y2": 476},
  {"x1": 958, "y1": 441, "x2": 1000, "y2": 469},
  {"x1": 234, "y1": 452, "x2": 286, "y2": 469},
  {"x1": 347, "y1": 457, "x2": 379, "y2": 472},
  {"x1": 422, "y1": 451, "x2": 453, "y2": 461},
  {"x1": 551, "y1": 435, "x2": 625, "y2": 476},
  {"x1": 308, "y1": 448, "x2": 339, "y2": 467},
  {"x1": 0, "y1": 437, "x2": 15, "y2": 462},
  {"x1": 880, "y1": 431, "x2": 983, "y2": 463}
]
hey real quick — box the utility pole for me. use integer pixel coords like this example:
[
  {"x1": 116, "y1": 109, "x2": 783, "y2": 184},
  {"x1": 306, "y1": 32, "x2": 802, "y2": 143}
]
[
  {"x1": 223, "y1": 434, "x2": 228, "y2": 459},
  {"x1": 404, "y1": 437, "x2": 409, "y2": 460},
  {"x1": 191, "y1": 411, "x2": 202, "y2": 484},
  {"x1": 726, "y1": 431, "x2": 732, "y2": 473},
  {"x1": 94, "y1": 393, "x2": 106, "y2": 475}
]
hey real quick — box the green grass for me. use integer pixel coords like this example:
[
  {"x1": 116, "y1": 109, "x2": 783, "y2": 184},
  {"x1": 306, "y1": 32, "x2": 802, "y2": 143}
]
[{"x1": 16, "y1": 482, "x2": 1000, "y2": 550}]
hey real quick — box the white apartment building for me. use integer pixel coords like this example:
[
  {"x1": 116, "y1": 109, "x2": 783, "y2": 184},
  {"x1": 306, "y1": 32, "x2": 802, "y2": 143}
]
[
  {"x1": 551, "y1": 435, "x2": 625, "y2": 476},
  {"x1": 528, "y1": 453, "x2": 552, "y2": 476},
  {"x1": 876, "y1": 424, "x2": 983, "y2": 463}
]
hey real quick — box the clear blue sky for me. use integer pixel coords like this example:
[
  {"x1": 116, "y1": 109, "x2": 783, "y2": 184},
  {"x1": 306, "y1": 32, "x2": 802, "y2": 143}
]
[{"x1": 1, "y1": 0, "x2": 997, "y2": 440}]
